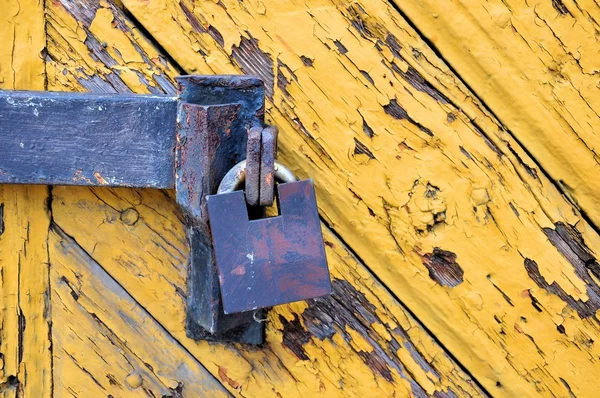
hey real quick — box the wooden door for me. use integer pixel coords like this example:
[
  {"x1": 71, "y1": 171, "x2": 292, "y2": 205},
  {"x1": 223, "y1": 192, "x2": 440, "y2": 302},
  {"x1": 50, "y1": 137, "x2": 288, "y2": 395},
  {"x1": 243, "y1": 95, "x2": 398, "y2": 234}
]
[{"x1": 1, "y1": 0, "x2": 599, "y2": 396}]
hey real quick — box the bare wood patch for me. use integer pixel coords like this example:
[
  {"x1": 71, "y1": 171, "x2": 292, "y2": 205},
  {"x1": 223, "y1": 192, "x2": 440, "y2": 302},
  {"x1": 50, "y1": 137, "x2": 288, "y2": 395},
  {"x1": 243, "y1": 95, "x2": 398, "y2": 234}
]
[{"x1": 422, "y1": 249, "x2": 464, "y2": 287}]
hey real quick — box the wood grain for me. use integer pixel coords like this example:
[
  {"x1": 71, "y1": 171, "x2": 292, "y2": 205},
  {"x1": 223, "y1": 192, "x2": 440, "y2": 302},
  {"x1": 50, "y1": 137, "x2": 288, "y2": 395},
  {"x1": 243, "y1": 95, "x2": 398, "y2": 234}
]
[
  {"x1": 49, "y1": 225, "x2": 229, "y2": 397},
  {"x1": 44, "y1": 1, "x2": 485, "y2": 396},
  {"x1": 3, "y1": 0, "x2": 599, "y2": 396},
  {"x1": 49, "y1": 185, "x2": 485, "y2": 397},
  {"x1": 394, "y1": 0, "x2": 600, "y2": 228},
  {"x1": 0, "y1": 1, "x2": 52, "y2": 397},
  {"x1": 117, "y1": 0, "x2": 600, "y2": 396}
]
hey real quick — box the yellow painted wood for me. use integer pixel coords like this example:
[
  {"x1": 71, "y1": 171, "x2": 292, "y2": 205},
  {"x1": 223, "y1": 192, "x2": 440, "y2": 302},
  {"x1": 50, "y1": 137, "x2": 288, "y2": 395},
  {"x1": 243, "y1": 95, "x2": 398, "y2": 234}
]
[
  {"x1": 47, "y1": 184, "x2": 483, "y2": 397},
  {"x1": 42, "y1": 1, "x2": 484, "y2": 396},
  {"x1": 0, "y1": 0, "x2": 45, "y2": 89},
  {"x1": 49, "y1": 225, "x2": 229, "y2": 397},
  {"x1": 3, "y1": 0, "x2": 600, "y2": 396},
  {"x1": 0, "y1": 186, "x2": 52, "y2": 398},
  {"x1": 116, "y1": 0, "x2": 600, "y2": 396},
  {"x1": 0, "y1": 1, "x2": 52, "y2": 397},
  {"x1": 394, "y1": 0, "x2": 600, "y2": 227}
]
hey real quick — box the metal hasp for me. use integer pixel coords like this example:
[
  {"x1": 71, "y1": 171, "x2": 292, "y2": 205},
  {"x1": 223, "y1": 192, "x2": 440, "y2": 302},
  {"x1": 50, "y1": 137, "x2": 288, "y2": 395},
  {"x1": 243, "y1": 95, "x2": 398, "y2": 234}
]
[
  {"x1": 0, "y1": 75, "x2": 265, "y2": 344},
  {"x1": 176, "y1": 76, "x2": 265, "y2": 343}
]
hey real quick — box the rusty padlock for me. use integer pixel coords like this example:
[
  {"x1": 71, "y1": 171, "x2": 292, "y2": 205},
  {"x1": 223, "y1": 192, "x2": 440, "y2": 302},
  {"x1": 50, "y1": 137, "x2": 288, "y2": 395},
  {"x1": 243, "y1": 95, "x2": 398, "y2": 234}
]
[{"x1": 206, "y1": 160, "x2": 332, "y2": 314}]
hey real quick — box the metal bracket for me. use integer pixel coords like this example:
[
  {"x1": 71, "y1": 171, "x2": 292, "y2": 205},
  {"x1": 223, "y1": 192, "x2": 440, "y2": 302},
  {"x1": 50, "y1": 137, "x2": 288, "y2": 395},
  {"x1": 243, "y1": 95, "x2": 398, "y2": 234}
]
[{"x1": 0, "y1": 75, "x2": 267, "y2": 344}]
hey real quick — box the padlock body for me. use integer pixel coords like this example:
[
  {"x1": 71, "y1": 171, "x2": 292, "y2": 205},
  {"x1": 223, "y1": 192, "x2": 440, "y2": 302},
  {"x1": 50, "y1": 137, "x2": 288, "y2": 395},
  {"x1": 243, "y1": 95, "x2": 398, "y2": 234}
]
[{"x1": 207, "y1": 179, "x2": 332, "y2": 314}]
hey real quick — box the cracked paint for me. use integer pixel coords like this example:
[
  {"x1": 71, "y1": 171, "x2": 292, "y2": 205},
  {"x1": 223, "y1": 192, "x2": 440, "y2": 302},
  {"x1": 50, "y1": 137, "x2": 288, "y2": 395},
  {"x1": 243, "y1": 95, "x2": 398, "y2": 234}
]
[
  {"x1": 4, "y1": 0, "x2": 600, "y2": 396},
  {"x1": 118, "y1": 0, "x2": 600, "y2": 396}
]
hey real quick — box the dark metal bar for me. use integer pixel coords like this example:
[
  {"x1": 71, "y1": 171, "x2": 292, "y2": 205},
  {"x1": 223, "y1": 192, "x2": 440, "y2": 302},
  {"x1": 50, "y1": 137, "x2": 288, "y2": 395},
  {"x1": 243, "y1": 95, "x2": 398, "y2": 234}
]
[
  {"x1": 0, "y1": 90, "x2": 177, "y2": 188},
  {"x1": 0, "y1": 75, "x2": 268, "y2": 344}
]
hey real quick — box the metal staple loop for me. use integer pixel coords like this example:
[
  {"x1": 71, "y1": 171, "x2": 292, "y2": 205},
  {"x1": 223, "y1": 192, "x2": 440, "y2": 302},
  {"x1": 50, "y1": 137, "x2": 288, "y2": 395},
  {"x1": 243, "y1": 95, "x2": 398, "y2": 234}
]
[
  {"x1": 217, "y1": 159, "x2": 297, "y2": 195},
  {"x1": 245, "y1": 126, "x2": 262, "y2": 206},
  {"x1": 244, "y1": 125, "x2": 279, "y2": 207}
]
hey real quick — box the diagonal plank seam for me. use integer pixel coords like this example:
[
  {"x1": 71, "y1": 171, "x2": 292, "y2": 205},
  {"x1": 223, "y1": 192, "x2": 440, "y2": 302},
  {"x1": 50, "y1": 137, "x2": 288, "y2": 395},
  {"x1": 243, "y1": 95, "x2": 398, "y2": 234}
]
[
  {"x1": 320, "y1": 215, "x2": 492, "y2": 396},
  {"x1": 384, "y1": 0, "x2": 600, "y2": 235},
  {"x1": 42, "y1": 0, "x2": 539, "y2": 394},
  {"x1": 106, "y1": 0, "x2": 571, "y2": 395},
  {"x1": 106, "y1": 2, "x2": 592, "y2": 393},
  {"x1": 120, "y1": 8, "x2": 187, "y2": 76},
  {"x1": 47, "y1": 217, "x2": 233, "y2": 396}
]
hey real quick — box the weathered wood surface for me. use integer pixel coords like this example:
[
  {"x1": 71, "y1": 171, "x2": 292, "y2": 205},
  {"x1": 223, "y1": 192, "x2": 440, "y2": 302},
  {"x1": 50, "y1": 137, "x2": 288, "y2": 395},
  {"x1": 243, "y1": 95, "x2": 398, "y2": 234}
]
[
  {"x1": 0, "y1": 1, "x2": 52, "y2": 397},
  {"x1": 120, "y1": 0, "x2": 600, "y2": 396},
  {"x1": 42, "y1": 2, "x2": 485, "y2": 396},
  {"x1": 395, "y1": 0, "x2": 600, "y2": 227},
  {"x1": 2, "y1": 0, "x2": 600, "y2": 396},
  {"x1": 50, "y1": 225, "x2": 228, "y2": 397}
]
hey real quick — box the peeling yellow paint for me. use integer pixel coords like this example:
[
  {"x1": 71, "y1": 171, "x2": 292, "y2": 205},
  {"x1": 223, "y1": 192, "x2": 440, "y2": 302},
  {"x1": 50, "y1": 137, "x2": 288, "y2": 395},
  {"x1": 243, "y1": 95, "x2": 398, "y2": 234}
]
[
  {"x1": 49, "y1": 226, "x2": 229, "y2": 397},
  {"x1": 119, "y1": 0, "x2": 600, "y2": 396},
  {"x1": 0, "y1": 1, "x2": 51, "y2": 397},
  {"x1": 48, "y1": 183, "x2": 482, "y2": 396},
  {"x1": 0, "y1": 0, "x2": 45, "y2": 90},
  {"x1": 46, "y1": 1, "x2": 175, "y2": 94},
  {"x1": 395, "y1": 0, "x2": 600, "y2": 230},
  {"x1": 4, "y1": 0, "x2": 600, "y2": 396}
]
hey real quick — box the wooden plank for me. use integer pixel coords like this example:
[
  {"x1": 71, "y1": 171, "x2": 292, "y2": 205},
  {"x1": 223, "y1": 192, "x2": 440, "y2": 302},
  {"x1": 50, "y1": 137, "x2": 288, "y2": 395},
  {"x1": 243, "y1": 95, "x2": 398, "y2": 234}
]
[
  {"x1": 44, "y1": 2, "x2": 485, "y2": 396},
  {"x1": 392, "y1": 0, "x2": 600, "y2": 228},
  {"x1": 0, "y1": 1, "x2": 52, "y2": 397},
  {"x1": 48, "y1": 225, "x2": 229, "y2": 397},
  {"x1": 0, "y1": 188, "x2": 52, "y2": 398},
  {"x1": 0, "y1": 91, "x2": 177, "y2": 188},
  {"x1": 0, "y1": 0, "x2": 45, "y2": 90},
  {"x1": 114, "y1": 0, "x2": 600, "y2": 396},
  {"x1": 45, "y1": 0, "x2": 178, "y2": 94},
  {"x1": 50, "y1": 185, "x2": 485, "y2": 397}
]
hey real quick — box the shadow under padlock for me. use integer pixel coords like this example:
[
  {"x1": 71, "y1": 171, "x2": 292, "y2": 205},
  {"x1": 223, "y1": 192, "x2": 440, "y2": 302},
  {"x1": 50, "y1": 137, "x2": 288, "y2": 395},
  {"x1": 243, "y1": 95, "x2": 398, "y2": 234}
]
[{"x1": 207, "y1": 161, "x2": 332, "y2": 315}]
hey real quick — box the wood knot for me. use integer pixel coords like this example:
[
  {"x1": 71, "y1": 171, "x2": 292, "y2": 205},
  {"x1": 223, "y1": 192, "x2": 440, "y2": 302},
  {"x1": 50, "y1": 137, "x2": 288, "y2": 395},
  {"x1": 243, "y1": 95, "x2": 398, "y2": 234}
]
[
  {"x1": 471, "y1": 188, "x2": 490, "y2": 206},
  {"x1": 405, "y1": 181, "x2": 447, "y2": 235},
  {"x1": 120, "y1": 208, "x2": 139, "y2": 226},
  {"x1": 125, "y1": 371, "x2": 142, "y2": 388}
]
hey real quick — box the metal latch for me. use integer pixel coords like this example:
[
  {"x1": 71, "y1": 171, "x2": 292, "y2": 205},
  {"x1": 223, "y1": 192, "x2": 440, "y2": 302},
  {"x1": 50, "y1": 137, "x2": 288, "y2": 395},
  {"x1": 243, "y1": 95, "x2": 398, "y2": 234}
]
[{"x1": 0, "y1": 75, "x2": 331, "y2": 344}]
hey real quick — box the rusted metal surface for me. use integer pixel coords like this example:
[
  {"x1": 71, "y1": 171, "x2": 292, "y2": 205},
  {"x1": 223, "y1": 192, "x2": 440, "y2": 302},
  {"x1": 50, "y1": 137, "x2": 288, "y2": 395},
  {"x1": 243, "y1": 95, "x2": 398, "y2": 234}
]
[
  {"x1": 245, "y1": 126, "x2": 262, "y2": 206},
  {"x1": 259, "y1": 126, "x2": 278, "y2": 206},
  {"x1": 207, "y1": 179, "x2": 332, "y2": 314},
  {"x1": 176, "y1": 101, "x2": 262, "y2": 341},
  {"x1": 243, "y1": 125, "x2": 279, "y2": 207},
  {"x1": 176, "y1": 75, "x2": 266, "y2": 343},
  {"x1": 0, "y1": 75, "x2": 270, "y2": 344},
  {"x1": 176, "y1": 75, "x2": 264, "y2": 124},
  {"x1": 175, "y1": 101, "x2": 242, "y2": 225},
  {"x1": 186, "y1": 225, "x2": 264, "y2": 343}
]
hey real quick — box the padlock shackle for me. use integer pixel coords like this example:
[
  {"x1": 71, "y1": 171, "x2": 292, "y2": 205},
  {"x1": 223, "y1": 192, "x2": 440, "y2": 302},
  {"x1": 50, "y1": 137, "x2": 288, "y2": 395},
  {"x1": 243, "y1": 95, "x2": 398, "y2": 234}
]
[{"x1": 217, "y1": 160, "x2": 297, "y2": 195}]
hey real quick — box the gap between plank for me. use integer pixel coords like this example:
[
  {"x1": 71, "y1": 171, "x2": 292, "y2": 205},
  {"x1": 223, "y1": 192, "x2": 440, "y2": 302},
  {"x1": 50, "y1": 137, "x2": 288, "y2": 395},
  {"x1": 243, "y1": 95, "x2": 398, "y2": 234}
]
[
  {"x1": 114, "y1": 0, "x2": 495, "y2": 392},
  {"x1": 319, "y1": 215, "x2": 492, "y2": 397},
  {"x1": 48, "y1": 218, "x2": 234, "y2": 397},
  {"x1": 384, "y1": 0, "x2": 600, "y2": 238}
]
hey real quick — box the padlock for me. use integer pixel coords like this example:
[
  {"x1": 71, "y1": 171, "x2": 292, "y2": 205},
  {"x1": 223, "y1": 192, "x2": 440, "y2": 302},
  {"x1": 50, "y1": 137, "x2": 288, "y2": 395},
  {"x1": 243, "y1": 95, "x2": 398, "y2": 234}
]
[{"x1": 206, "y1": 160, "x2": 332, "y2": 314}]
